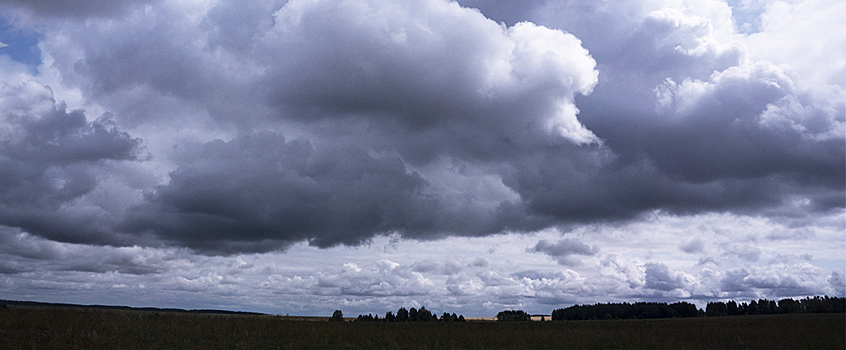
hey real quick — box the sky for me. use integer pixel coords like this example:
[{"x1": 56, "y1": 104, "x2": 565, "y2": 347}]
[{"x1": 0, "y1": 0, "x2": 843, "y2": 317}]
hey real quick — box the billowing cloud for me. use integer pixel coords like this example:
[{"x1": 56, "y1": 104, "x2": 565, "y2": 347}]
[
  {"x1": 517, "y1": 0, "x2": 845, "y2": 221},
  {"x1": 121, "y1": 132, "x2": 435, "y2": 253},
  {"x1": 644, "y1": 262, "x2": 695, "y2": 294},
  {"x1": 716, "y1": 263, "x2": 836, "y2": 298},
  {"x1": 0, "y1": 81, "x2": 141, "y2": 246},
  {"x1": 742, "y1": 0, "x2": 846, "y2": 86},
  {"x1": 259, "y1": 0, "x2": 599, "y2": 146},
  {"x1": 0, "y1": 0, "x2": 842, "y2": 314},
  {"x1": 12, "y1": 0, "x2": 839, "y2": 252},
  {"x1": 314, "y1": 260, "x2": 437, "y2": 297},
  {"x1": 24, "y1": 0, "x2": 610, "y2": 251}
]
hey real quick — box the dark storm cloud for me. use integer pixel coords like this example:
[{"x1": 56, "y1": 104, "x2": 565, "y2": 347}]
[
  {"x1": 569, "y1": 64, "x2": 845, "y2": 215},
  {"x1": 121, "y1": 132, "x2": 432, "y2": 253},
  {"x1": 0, "y1": 0, "x2": 841, "y2": 317},
  {"x1": 352, "y1": 2, "x2": 844, "y2": 227},
  {"x1": 626, "y1": 64, "x2": 842, "y2": 184},
  {"x1": 515, "y1": 0, "x2": 845, "y2": 219},
  {"x1": 50, "y1": 0, "x2": 597, "y2": 140},
  {"x1": 52, "y1": 0, "x2": 597, "y2": 252},
  {"x1": 121, "y1": 131, "x2": 526, "y2": 253},
  {"x1": 4, "y1": 0, "x2": 843, "y2": 255},
  {"x1": 0, "y1": 227, "x2": 164, "y2": 275},
  {"x1": 498, "y1": 144, "x2": 833, "y2": 224},
  {"x1": 0, "y1": 81, "x2": 141, "y2": 246}
]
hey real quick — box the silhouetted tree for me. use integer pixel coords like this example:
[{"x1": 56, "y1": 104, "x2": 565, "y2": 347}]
[
  {"x1": 330, "y1": 310, "x2": 344, "y2": 322},
  {"x1": 497, "y1": 310, "x2": 530, "y2": 321},
  {"x1": 726, "y1": 301, "x2": 739, "y2": 316},
  {"x1": 752, "y1": 299, "x2": 777, "y2": 315},
  {"x1": 748, "y1": 300, "x2": 759, "y2": 315},
  {"x1": 669, "y1": 302, "x2": 699, "y2": 318},
  {"x1": 738, "y1": 302, "x2": 749, "y2": 315},
  {"x1": 706, "y1": 302, "x2": 727, "y2": 317},
  {"x1": 638, "y1": 304, "x2": 661, "y2": 319},
  {"x1": 417, "y1": 306, "x2": 433, "y2": 322},
  {"x1": 354, "y1": 306, "x2": 471, "y2": 323},
  {"x1": 778, "y1": 298, "x2": 801, "y2": 314},
  {"x1": 799, "y1": 296, "x2": 844, "y2": 313},
  {"x1": 396, "y1": 307, "x2": 409, "y2": 322}
]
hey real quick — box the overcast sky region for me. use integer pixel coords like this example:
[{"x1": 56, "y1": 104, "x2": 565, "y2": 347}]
[{"x1": 0, "y1": 0, "x2": 843, "y2": 317}]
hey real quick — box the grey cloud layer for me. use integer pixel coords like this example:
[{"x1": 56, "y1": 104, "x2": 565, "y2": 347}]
[
  {"x1": 524, "y1": 0, "x2": 844, "y2": 216},
  {"x1": 531, "y1": 238, "x2": 598, "y2": 266},
  {"x1": 122, "y1": 133, "x2": 441, "y2": 252},
  {"x1": 1, "y1": 0, "x2": 161, "y2": 18},
  {"x1": 0, "y1": 0, "x2": 842, "y2": 254},
  {"x1": 0, "y1": 81, "x2": 141, "y2": 246},
  {"x1": 0, "y1": 213, "x2": 842, "y2": 315}
]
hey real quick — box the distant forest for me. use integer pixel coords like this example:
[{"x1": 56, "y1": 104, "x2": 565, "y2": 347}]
[
  {"x1": 551, "y1": 296, "x2": 845, "y2": 321},
  {"x1": 496, "y1": 310, "x2": 532, "y2": 322},
  {"x1": 345, "y1": 296, "x2": 845, "y2": 323},
  {"x1": 349, "y1": 306, "x2": 466, "y2": 322}
]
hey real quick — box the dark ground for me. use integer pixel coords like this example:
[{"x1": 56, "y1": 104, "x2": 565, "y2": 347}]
[{"x1": 1, "y1": 305, "x2": 843, "y2": 349}]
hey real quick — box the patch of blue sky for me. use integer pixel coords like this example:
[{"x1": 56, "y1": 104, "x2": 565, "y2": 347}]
[
  {"x1": 726, "y1": 0, "x2": 766, "y2": 34},
  {"x1": 0, "y1": 16, "x2": 42, "y2": 72}
]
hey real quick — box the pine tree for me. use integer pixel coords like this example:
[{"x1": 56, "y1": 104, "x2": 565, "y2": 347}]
[{"x1": 397, "y1": 307, "x2": 409, "y2": 322}]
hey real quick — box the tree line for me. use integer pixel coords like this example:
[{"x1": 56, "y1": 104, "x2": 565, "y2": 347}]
[
  {"x1": 331, "y1": 295, "x2": 844, "y2": 322},
  {"x1": 550, "y1": 296, "x2": 844, "y2": 321},
  {"x1": 551, "y1": 301, "x2": 699, "y2": 321},
  {"x1": 705, "y1": 296, "x2": 845, "y2": 316},
  {"x1": 333, "y1": 306, "x2": 466, "y2": 322},
  {"x1": 496, "y1": 310, "x2": 532, "y2": 321}
]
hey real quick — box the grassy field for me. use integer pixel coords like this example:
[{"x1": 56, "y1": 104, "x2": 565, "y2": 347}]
[{"x1": 1, "y1": 306, "x2": 843, "y2": 349}]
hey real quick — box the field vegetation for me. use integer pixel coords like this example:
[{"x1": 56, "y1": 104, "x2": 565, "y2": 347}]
[{"x1": 1, "y1": 304, "x2": 843, "y2": 350}]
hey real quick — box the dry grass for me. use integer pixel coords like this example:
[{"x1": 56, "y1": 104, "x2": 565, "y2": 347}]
[{"x1": 1, "y1": 306, "x2": 843, "y2": 349}]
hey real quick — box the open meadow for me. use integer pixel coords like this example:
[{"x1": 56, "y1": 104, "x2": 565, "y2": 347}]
[{"x1": 1, "y1": 306, "x2": 843, "y2": 350}]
